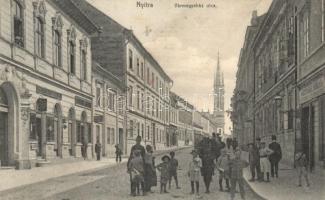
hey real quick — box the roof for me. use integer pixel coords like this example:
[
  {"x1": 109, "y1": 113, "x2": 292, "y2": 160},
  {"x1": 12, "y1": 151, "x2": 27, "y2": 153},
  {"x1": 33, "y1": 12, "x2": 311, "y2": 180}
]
[
  {"x1": 50, "y1": 0, "x2": 99, "y2": 35},
  {"x1": 69, "y1": 0, "x2": 173, "y2": 82}
]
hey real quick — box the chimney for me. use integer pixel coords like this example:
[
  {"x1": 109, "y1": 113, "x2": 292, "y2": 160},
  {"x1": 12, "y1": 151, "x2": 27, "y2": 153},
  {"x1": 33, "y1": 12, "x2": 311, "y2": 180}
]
[{"x1": 251, "y1": 10, "x2": 258, "y2": 26}]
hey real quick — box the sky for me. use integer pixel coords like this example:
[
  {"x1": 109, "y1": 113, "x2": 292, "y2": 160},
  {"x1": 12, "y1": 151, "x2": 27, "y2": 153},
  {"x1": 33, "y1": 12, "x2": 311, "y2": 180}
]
[{"x1": 87, "y1": 0, "x2": 272, "y2": 134}]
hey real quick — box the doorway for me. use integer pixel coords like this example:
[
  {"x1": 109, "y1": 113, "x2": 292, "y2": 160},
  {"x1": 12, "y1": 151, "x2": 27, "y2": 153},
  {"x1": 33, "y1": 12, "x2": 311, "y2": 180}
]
[
  {"x1": 301, "y1": 105, "x2": 315, "y2": 171},
  {"x1": 0, "y1": 112, "x2": 8, "y2": 166}
]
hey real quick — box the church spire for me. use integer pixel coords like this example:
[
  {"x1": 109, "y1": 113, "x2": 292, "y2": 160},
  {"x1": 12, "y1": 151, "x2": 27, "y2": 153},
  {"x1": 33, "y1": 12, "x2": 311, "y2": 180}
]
[{"x1": 215, "y1": 51, "x2": 222, "y2": 86}]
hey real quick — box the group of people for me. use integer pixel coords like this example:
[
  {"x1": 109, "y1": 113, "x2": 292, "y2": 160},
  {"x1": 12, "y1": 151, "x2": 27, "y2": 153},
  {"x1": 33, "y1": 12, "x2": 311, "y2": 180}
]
[
  {"x1": 192, "y1": 133, "x2": 249, "y2": 200},
  {"x1": 247, "y1": 135, "x2": 282, "y2": 183}
]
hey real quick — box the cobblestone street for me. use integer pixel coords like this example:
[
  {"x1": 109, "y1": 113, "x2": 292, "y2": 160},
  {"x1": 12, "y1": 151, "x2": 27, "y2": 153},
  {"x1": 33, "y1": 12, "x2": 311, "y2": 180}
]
[{"x1": 0, "y1": 148, "x2": 262, "y2": 200}]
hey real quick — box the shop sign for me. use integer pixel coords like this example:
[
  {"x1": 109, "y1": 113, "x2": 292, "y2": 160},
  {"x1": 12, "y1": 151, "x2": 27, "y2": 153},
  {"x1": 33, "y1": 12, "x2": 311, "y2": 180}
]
[
  {"x1": 94, "y1": 115, "x2": 104, "y2": 123},
  {"x1": 300, "y1": 75, "x2": 325, "y2": 103},
  {"x1": 36, "y1": 86, "x2": 62, "y2": 100},
  {"x1": 75, "y1": 96, "x2": 92, "y2": 109}
]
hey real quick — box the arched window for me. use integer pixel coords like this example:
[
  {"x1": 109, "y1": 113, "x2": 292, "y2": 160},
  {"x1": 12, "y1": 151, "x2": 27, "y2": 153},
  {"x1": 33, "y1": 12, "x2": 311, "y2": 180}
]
[
  {"x1": 13, "y1": 0, "x2": 25, "y2": 47},
  {"x1": 67, "y1": 27, "x2": 76, "y2": 75},
  {"x1": 52, "y1": 14, "x2": 63, "y2": 67},
  {"x1": 80, "y1": 38, "x2": 88, "y2": 80},
  {"x1": 36, "y1": 17, "x2": 45, "y2": 58}
]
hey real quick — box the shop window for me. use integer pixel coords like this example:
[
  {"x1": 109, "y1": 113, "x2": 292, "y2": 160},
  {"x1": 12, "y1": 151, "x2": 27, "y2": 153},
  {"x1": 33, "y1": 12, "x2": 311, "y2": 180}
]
[
  {"x1": 88, "y1": 123, "x2": 92, "y2": 143},
  {"x1": 29, "y1": 113, "x2": 37, "y2": 140},
  {"x1": 46, "y1": 116, "x2": 54, "y2": 142},
  {"x1": 76, "y1": 121, "x2": 82, "y2": 143}
]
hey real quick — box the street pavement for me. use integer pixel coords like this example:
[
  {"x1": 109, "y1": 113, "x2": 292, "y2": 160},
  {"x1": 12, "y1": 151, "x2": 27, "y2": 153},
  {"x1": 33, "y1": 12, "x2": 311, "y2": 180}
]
[{"x1": 0, "y1": 148, "x2": 262, "y2": 200}]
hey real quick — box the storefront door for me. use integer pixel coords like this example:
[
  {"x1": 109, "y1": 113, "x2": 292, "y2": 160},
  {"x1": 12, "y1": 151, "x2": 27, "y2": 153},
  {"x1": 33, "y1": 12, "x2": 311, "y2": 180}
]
[
  {"x1": 301, "y1": 105, "x2": 315, "y2": 171},
  {"x1": 0, "y1": 112, "x2": 8, "y2": 166}
]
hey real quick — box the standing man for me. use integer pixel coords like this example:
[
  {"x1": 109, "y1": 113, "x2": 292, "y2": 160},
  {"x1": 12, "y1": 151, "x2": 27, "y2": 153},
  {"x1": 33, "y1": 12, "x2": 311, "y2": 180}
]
[
  {"x1": 248, "y1": 143, "x2": 260, "y2": 182},
  {"x1": 82, "y1": 139, "x2": 88, "y2": 160},
  {"x1": 95, "y1": 139, "x2": 102, "y2": 161},
  {"x1": 199, "y1": 137, "x2": 215, "y2": 194},
  {"x1": 127, "y1": 136, "x2": 146, "y2": 195},
  {"x1": 255, "y1": 137, "x2": 262, "y2": 181},
  {"x1": 269, "y1": 135, "x2": 282, "y2": 178}
]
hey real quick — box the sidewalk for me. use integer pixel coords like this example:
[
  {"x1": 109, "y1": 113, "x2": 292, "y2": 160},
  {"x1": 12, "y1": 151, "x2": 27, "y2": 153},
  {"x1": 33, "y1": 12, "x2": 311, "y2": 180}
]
[
  {"x1": 0, "y1": 146, "x2": 190, "y2": 193},
  {"x1": 243, "y1": 163, "x2": 325, "y2": 200}
]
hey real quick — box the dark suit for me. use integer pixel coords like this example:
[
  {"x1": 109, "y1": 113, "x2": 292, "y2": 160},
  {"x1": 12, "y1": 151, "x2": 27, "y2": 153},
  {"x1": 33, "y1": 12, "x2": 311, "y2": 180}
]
[
  {"x1": 127, "y1": 144, "x2": 146, "y2": 195},
  {"x1": 269, "y1": 141, "x2": 282, "y2": 177},
  {"x1": 249, "y1": 145, "x2": 261, "y2": 180}
]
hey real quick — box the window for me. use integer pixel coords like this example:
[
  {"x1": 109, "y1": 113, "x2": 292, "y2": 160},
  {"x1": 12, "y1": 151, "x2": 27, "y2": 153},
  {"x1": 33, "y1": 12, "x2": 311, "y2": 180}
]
[
  {"x1": 136, "y1": 58, "x2": 140, "y2": 76},
  {"x1": 46, "y1": 116, "x2": 54, "y2": 141},
  {"x1": 152, "y1": 73, "x2": 155, "y2": 88},
  {"x1": 141, "y1": 62, "x2": 144, "y2": 79},
  {"x1": 36, "y1": 18, "x2": 45, "y2": 58},
  {"x1": 129, "y1": 49, "x2": 133, "y2": 70},
  {"x1": 96, "y1": 86, "x2": 102, "y2": 107},
  {"x1": 129, "y1": 86, "x2": 133, "y2": 107},
  {"x1": 76, "y1": 121, "x2": 82, "y2": 143},
  {"x1": 69, "y1": 41, "x2": 75, "y2": 74},
  {"x1": 88, "y1": 123, "x2": 92, "y2": 143},
  {"x1": 156, "y1": 78, "x2": 158, "y2": 91},
  {"x1": 13, "y1": 1, "x2": 24, "y2": 47},
  {"x1": 288, "y1": 110, "x2": 294, "y2": 130},
  {"x1": 54, "y1": 31, "x2": 62, "y2": 66},
  {"x1": 95, "y1": 125, "x2": 100, "y2": 142},
  {"x1": 141, "y1": 124, "x2": 144, "y2": 139},
  {"x1": 108, "y1": 91, "x2": 116, "y2": 111},
  {"x1": 137, "y1": 90, "x2": 140, "y2": 109},
  {"x1": 147, "y1": 96, "x2": 150, "y2": 113},
  {"x1": 137, "y1": 122, "x2": 140, "y2": 136},
  {"x1": 29, "y1": 113, "x2": 37, "y2": 140},
  {"x1": 81, "y1": 50, "x2": 87, "y2": 80},
  {"x1": 129, "y1": 120, "x2": 134, "y2": 138},
  {"x1": 141, "y1": 93, "x2": 144, "y2": 112},
  {"x1": 147, "y1": 126, "x2": 150, "y2": 140},
  {"x1": 147, "y1": 68, "x2": 150, "y2": 84},
  {"x1": 303, "y1": 13, "x2": 310, "y2": 57},
  {"x1": 156, "y1": 101, "x2": 159, "y2": 118}
]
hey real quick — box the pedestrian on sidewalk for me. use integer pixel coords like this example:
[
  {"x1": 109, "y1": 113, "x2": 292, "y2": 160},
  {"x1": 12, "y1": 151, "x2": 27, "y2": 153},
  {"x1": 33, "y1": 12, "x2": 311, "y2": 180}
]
[
  {"x1": 144, "y1": 145, "x2": 157, "y2": 193},
  {"x1": 248, "y1": 143, "x2": 260, "y2": 182},
  {"x1": 188, "y1": 149, "x2": 202, "y2": 196},
  {"x1": 129, "y1": 150, "x2": 145, "y2": 196},
  {"x1": 156, "y1": 155, "x2": 170, "y2": 194},
  {"x1": 295, "y1": 151, "x2": 310, "y2": 188},
  {"x1": 255, "y1": 137, "x2": 262, "y2": 181},
  {"x1": 95, "y1": 139, "x2": 102, "y2": 161},
  {"x1": 259, "y1": 142, "x2": 273, "y2": 182},
  {"x1": 115, "y1": 144, "x2": 122, "y2": 163},
  {"x1": 229, "y1": 148, "x2": 249, "y2": 200},
  {"x1": 269, "y1": 135, "x2": 282, "y2": 178},
  {"x1": 216, "y1": 148, "x2": 230, "y2": 191},
  {"x1": 168, "y1": 151, "x2": 181, "y2": 189},
  {"x1": 127, "y1": 136, "x2": 146, "y2": 196},
  {"x1": 199, "y1": 137, "x2": 215, "y2": 194},
  {"x1": 82, "y1": 139, "x2": 88, "y2": 160}
]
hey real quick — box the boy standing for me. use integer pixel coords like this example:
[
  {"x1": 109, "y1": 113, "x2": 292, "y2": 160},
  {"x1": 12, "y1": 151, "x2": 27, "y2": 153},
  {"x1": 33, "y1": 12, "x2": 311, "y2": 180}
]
[
  {"x1": 229, "y1": 148, "x2": 249, "y2": 200},
  {"x1": 188, "y1": 149, "x2": 202, "y2": 196},
  {"x1": 295, "y1": 151, "x2": 310, "y2": 187},
  {"x1": 168, "y1": 151, "x2": 181, "y2": 189},
  {"x1": 216, "y1": 148, "x2": 230, "y2": 191},
  {"x1": 129, "y1": 150, "x2": 145, "y2": 196},
  {"x1": 157, "y1": 155, "x2": 170, "y2": 194}
]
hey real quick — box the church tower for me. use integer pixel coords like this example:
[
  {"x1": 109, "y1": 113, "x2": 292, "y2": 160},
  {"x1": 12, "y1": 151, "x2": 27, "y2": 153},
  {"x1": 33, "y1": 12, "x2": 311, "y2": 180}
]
[{"x1": 213, "y1": 52, "x2": 225, "y2": 134}]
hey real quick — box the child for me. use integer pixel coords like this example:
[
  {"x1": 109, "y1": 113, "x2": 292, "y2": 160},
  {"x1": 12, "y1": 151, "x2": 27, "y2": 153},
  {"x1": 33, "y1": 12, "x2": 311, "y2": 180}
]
[
  {"x1": 216, "y1": 148, "x2": 230, "y2": 191},
  {"x1": 115, "y1": 144, "x2": 122, "y2": 163},
  {"x1": 259, "y1": 142, "x2": 273, "y2": 182},
  {"x1": 229, "y1": 148, "x2": 249, "y2": 200},
  {"x1": 129, "y1": 150, "x2": 145, "y2": 196},
  {"x1": 157, "y1": 155, "x2": 170, "y2": 194},
  {"x1": 188, "y1": 149, "x2": 202, "y2": 196},
  {"x1": 295, "y1": 151, "x2": 310, "y2": 187},
  {"x1": 169, "y1": 151, "x2": 181, "y2": 189}
]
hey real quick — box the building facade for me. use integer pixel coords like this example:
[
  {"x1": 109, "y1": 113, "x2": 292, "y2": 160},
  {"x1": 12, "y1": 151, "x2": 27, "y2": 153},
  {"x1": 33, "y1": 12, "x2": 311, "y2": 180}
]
[
  {"x1": 71, "y1": 0, "x2": 173, "y2": 154},
  {"x1": 0, "y1": 0, "x2": 97, "y2": 168},
  {"x1": 232, "y1": 0, "x2": 325, "y2": 170},
  {"x1": 92, "y1": 62, "x2": 126, "y2": 158}
]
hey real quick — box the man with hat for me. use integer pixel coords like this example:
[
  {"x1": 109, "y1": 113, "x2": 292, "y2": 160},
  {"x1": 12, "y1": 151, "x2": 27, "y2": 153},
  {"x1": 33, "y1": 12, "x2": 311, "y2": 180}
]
[{"x1": 269, "y1": 135, "x2": 282, "y2": 178}]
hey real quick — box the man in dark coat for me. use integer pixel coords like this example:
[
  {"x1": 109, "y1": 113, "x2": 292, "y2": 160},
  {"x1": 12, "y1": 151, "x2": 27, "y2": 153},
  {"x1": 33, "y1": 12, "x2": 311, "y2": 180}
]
[
  {"x1": 269, "y1": 135, "x2": 282, "y2": 178},
  {"x1": 95, "y1": 139, "x2": 102, "y2": 161},
  {"x1": 255, "y1": 137, "x2": 262, "y2": 181},
  {"x1": 127, "y1": 136, "x2": 146, "y2": 195},
  {"x1": 198, "y1": 137, "x2": 215, "y2": 193},
  {"x1": 248, "y1": 143, "x2": 260, "y2": 182}
]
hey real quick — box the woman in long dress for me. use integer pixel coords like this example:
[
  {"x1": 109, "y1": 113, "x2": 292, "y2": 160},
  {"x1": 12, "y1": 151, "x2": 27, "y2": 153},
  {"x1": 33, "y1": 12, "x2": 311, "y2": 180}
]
[{"x1": 144, "y1": 145, "x2": 157, "y2": 192}]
